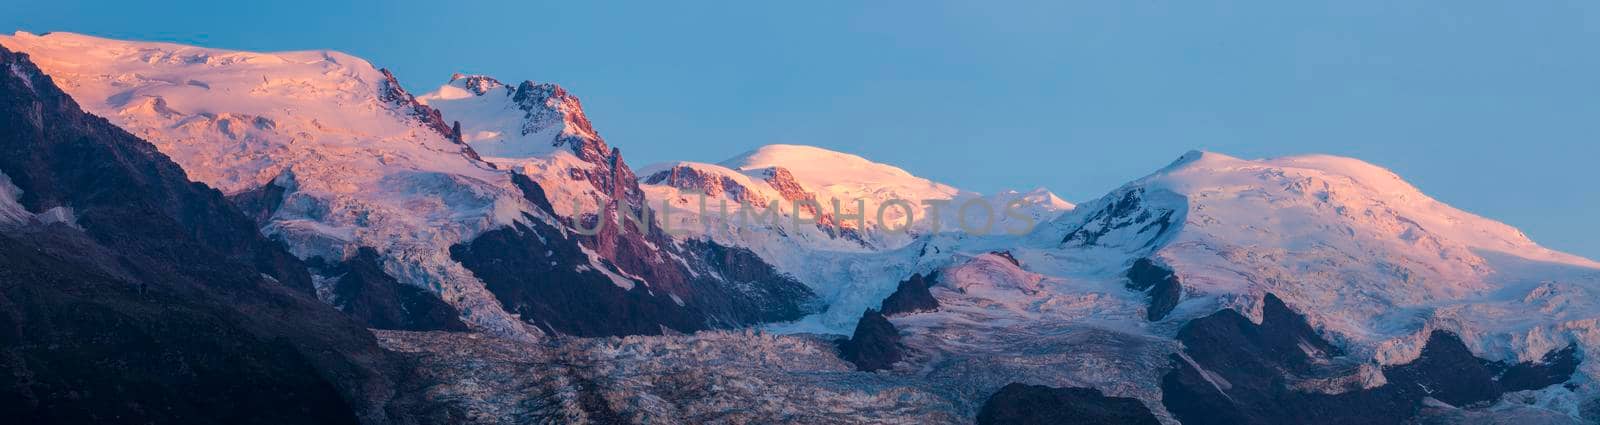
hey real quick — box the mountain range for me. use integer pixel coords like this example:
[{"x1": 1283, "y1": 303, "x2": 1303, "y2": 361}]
[{"x1": 3, "y1": 31, "x2": 1598, "y2": 424}]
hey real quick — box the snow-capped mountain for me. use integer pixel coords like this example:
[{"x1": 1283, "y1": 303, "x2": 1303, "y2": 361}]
[
  {"x1": 7, "y1": 30, "x2": 1600, "y2": 425},
  {"x1": 719, "y1": 144, "x2": 964, "y2": 234},
  {"x1": 874, "y1": 150, "x2": 1600, "y2": 423},
  {"x1": 418, "y1": 73, "x2": 598, "y2": 159},
  {"x1": 418, "y1": 73, "x2": 630, "y2": 219},
  {"x1": 1, "y1": 32, "x2": 816, "y2": 342},
  {"x1": 1048, "y1": 150, "x2": 1600, "y2": 364},
  {"x1": 632, "y1": 145, "x2": 1076, "y2": 332},
  {"x1": 713, "y1": 144, "x2": 1074, "y2": 246}
]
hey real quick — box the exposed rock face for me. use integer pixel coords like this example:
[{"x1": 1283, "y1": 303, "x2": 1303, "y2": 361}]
[
  {"x1": 879, "y1": 272, "x2": 940, "y2": 316},
  {"x1": 511, "y1": 81, "x2": 610, "y2": 164},
  {"x1": 757, "y1": 165, "x2": 858, "y2": 238},
  {"x1": 838, "y1": 309, "x2": 904, "y2": 372},
  {"x1": 451, "y1": 175, "x2": 817, "y2": 337},
  {"x1": 642, "y1": 163, "x2": 768, "y2": 206},
  {"x1": 451, "y1": 73, "x2": 506, "y2": 95},
  {"x1": 1383, "y1": 330, "x2": 1579, "y2": 407},
  {"x1": 459, "y1": 210, "x2": 825, "y2": 337},
  {"x1": 761, "y1": 166, "x2": 812, "y2": 203},
  {"x1": 977, "y1": 383, "x2": 1160, "y2": 425},
  {"x1": 0, "y1": 45, "x2": 422, "y2": 424},
  {"x1": 1160, "y1": 293, "x2": 1420, "y2": 425},
  {"x1": 310, "y1": 247, "x2": 470, "y2": 332},
  {"x1": 1061, "y1": 188, "x2": 1177, "y2": 249},
  {"x1": 989, "y1": 250, "x2": 1022, "y2": 267},
  {"x1": 1499, "y1": 345, "x2": 1580, "y2": 392},
  {"x1": 680, "y1": 238, "x2": 820, "y2": 325},
  {"x1": 379, "y1": 68, "x2": 457, "y2": 143},
  {"x1": 382, "y1": 69, "x2": 484, "y2": 163},
  {"x1": 502, "y1": 102, "x2": 821, "y2": 336},
  {"x1": 1125, "y1": 258, "x2": 1181, "y2": 321},
  {"x1": 1160, "y1": 292, "x2": 1580, "y2": 425},
  {"x1": 1383, "y1": 331, "x2": 1502, "y2": 407},
  {"x1": 450, "y1": 215, "x2": 707, "y2": 337}
]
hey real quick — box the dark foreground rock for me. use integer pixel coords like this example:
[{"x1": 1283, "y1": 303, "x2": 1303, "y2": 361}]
[
  {"x1": 1161, "y1": 292, "x2": 1580, "y2": 425},
  {"x1": 977, "y1": 383, "x2": 1160, "y2": 425},
  {"x1": 838, "y1": 309, "x2": 903, "y2": 372}
]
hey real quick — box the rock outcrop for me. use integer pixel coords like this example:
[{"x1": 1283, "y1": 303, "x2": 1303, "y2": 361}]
[
  {"x1": 978, "y1": 383, "x2": 1161, "y2": 425},
  {"x1": 1161, "y1": 292, "x2": 1580, "y2": 425},
  {"x1": 1125, "y1": 258, "x2": 1181, "y2": 321},
  {"x1": 838, "y1": 309, "x2": 903, "y2": 372},
  {"x1": 879, "y1": 272, "x2": 940, "y2": 316}
]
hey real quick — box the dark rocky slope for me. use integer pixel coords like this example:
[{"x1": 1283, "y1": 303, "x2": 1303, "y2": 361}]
[
  {"x1": 0, "y1": 45, "x2": 426, "y2": 424},
  {"x1": 309, "y1": 247, "x2": 470, "y2": 332},
  {"x1": 1161, "y1": 292, "x2": 1580, "y2": 425},
  {"x1": 1383, "y1": 329, "x2": 1578, "y2": 407},
  {"x1": 450, "y1": 214, "x2": 705, "y2": 337},
  {"x1": 977, "y1": 383, "x2": 1160, "y2": 425},
  {"x1": 451, "y1": 174, "x2": 816, "y2": 337}
]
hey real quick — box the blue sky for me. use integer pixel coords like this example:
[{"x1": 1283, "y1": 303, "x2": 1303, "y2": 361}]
[{"x1": 7, "y1": 1, "x2": 1598, "y2": 259}]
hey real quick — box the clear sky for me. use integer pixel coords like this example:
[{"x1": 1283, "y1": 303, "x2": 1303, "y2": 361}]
[{"x1": 7, "y1": 1, "x2": 1598, "y2": 259}]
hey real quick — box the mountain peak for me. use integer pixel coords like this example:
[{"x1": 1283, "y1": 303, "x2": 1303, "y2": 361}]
[
  {"x1": 723, "y1": 144, "x2": 899, "y2": 172},
  {"x1": 1067, "y1": 149, "x2": 1599, "y2": 280},
  {"x1": 1156, "y1": 149, "x2": 1241, "y2": 174},
  {"x1": 419, "y1": 77, "x2": 604, "y2": 160},
  {"x1": 447, "y1": 73, "x2": 507, "y2": 96},
  {"x1": 510, "y1": 81, "x2": 595, "y2": 137},
  {"x1": 719, "y1": 144, "x2": 952, "y2": 195}
]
